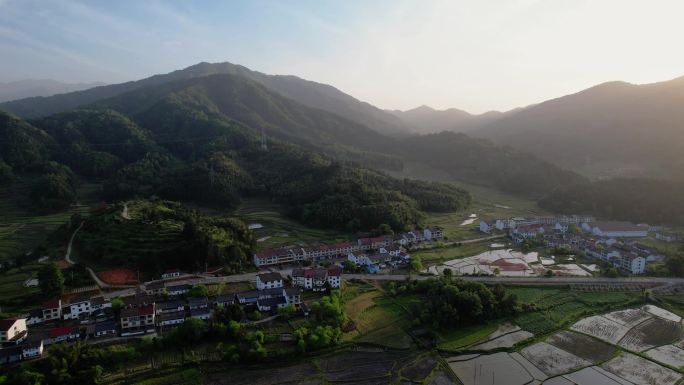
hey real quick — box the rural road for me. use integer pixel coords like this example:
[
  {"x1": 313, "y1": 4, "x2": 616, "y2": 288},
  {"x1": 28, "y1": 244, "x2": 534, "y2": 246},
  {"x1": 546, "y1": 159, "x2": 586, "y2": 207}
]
[
  {"x1": 63, "y1": 221, "x2": 136, "y2": 290},
  {"x1": 121, "y1": 202, "x2": 130, "y2": 220},
  {"x1": 143, "y1": 270, "x2": 684, "y2": 288},
  {"x1": 64, "y1": 221, "x2": 84, "y2": 265}
]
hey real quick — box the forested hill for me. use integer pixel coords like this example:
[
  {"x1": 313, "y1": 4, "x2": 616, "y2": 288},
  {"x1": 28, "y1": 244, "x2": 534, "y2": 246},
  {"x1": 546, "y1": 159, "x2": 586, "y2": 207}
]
[
  {"x1": 0, "y1": 97, "x2": 470, "y2": 233},
  {"x1": 0, "y1": 61, "x2": 410, "y2": 136},
  {"x1": 472, "y1": 76, "x2": 684, "y2": 180},
  {"x1": 91, "y1": 73, "x2": 587, "y2": 200}
]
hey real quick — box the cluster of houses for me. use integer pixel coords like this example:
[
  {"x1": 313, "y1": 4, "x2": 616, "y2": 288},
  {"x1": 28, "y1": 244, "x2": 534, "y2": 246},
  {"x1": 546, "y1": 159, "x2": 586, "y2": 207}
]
[
  {"x1": 480, "y1": 216, "x2": 667, "y2": 275},
  {"x1": 253, "y1": 227, "x2": 441, "y2": 267},
  {"x1": 0, "y1": 267, "x2": 344, "y2": 365}
]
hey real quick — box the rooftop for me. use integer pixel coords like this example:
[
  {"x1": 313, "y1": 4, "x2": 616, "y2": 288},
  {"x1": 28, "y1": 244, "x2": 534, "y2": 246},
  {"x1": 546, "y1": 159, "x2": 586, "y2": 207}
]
[{"x1": 257, "y1": 272, "x2": 283, "y2": 282}]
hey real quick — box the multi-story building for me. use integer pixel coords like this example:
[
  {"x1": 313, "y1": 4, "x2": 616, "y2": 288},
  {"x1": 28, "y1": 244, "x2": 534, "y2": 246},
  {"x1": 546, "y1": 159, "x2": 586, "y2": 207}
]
[
  {"x1": 256, "y1": 272, "x2": 283, "y2": 290},
  {"x1": 120, "y1": 304, "x2": 155, "y2": 335},
  {"x1": 41, "y1": 299, "x2": 62, "y2": 321},
  {"x1": 0, "y1": 318, "x2": 27, "y2": 344}
]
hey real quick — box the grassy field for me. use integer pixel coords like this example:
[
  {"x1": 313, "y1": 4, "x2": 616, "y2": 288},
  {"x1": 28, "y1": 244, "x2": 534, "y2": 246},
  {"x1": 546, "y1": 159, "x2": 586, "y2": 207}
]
[
  {"x1": 234, "y1": 198, "x2": 349, "y2": 250},
  {"x1": 0, "y1": 261, "x2": 43, "y2": 314},
  {"x1": 341, "y1": 282, "x2": 414, "y2": 349}
]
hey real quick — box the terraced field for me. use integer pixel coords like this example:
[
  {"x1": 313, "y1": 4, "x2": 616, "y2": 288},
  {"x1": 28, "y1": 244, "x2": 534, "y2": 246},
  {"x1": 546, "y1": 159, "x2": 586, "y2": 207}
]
[
  {"x1": 0, "y1": 181, "x2": 98, "y2": 263},
  {"x1": 234, "y1": 198, "x2": 348, "y2": 250}
]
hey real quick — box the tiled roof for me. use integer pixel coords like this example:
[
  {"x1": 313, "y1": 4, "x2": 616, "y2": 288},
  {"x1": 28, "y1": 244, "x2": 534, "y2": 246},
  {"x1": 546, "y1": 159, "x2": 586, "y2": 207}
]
[
  {"x1": 48, "y1": 326, "x2": 72, "y2": 338},
  {"x1": 257, "y1": 272, "x2": 283, "y2": 282},
  {"x1": 0, "y1": 319, "x2": 21, "y2": 331}
]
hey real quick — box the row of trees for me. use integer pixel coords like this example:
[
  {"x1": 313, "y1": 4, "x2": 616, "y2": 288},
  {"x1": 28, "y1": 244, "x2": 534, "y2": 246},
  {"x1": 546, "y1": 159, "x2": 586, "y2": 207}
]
[{"x1": 394, "y1": 278, "x2": 520, "y2": 329}]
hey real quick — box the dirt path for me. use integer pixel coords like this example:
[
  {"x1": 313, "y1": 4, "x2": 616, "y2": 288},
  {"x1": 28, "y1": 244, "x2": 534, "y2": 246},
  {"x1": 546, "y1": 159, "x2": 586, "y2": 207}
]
[
  {"x1": 64, "y1": 221, "x2": 84, "y2": 265},
  {"x1": 121, "y1": 202, "x2": 130, "y2": 219}
]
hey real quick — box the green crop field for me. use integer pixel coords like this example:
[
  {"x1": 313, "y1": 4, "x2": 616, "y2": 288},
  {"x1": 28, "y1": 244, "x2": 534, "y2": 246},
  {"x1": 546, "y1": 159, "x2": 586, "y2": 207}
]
[
  {"x1": 510, "y1": 288, "x2": 641, "y2": 336},
  {"x1": 436, "y1": 323, "x2": 499, "y2": 350},
  {"x1": 234, "y1": 198, "x2": 349, "y2": 250}
]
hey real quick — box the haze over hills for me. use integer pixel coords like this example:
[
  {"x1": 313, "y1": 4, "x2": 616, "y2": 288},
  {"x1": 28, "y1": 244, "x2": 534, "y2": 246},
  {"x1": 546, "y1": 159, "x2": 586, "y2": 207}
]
[
  {"x1": 0, "y1": 79, "x2": 105, "y2": 103},
  {"x1": 2, "y1": 61, "x2": 684, "y2": 226},
  {"x1": 389, "y1": 105, "x2": 512, "y2": 134},
  {"x1": 473, "y1": 76, "x2": 684, "y2": 180},
  {"x1": 0, "y1": 62, "x2": 410, "y2": 136}
]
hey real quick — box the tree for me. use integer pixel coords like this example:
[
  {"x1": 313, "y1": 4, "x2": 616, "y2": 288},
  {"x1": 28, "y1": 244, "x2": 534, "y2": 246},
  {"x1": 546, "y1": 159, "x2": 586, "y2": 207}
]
[
  {"x1": 666, "y1": 254, "x2": 684, "y2": 277},
  {"x1": 111, "y1": 297, "x2": 124, "y2": 313},
  {"x1": 409, "y1": 256, "x2": 422, "y2": 276},
  {"x1": 442, "y1": 268, "x2": 452, "y2": 278},
  {"x1": 187, "y1": 284, "x2": 208, "y2": 298},
  {"x1": 37, "y1": 262, "x2": 64, "y2": 297}
]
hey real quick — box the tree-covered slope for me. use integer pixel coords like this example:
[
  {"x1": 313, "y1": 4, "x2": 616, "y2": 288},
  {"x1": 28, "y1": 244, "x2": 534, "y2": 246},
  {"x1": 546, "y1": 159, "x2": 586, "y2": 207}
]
[
  {"x1": 473, "y1": 76, "x2": 684, "y2": 180},
  {"x1": 0, "y1": 61, "x2": 410, "y2": 136}
]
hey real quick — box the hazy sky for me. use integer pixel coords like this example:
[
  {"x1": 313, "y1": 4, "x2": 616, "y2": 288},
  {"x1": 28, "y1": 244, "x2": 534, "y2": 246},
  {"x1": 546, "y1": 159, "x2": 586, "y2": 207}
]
[{"x1": 1, "y1": 0, "x2": 684, "y2": 113}]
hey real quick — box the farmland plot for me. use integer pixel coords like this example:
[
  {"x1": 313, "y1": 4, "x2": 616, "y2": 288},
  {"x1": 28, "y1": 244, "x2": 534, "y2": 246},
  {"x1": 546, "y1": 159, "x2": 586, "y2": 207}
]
[
  {"x1": 602, "y1": 308, "x2": 652, "y2": 328},
  {"x1": 520, "y1": 342, "x2": 591, "y2": 376},
  {"x1": 602, "y1": 353, "x2": 682, "y2": 385},
  {"x1": 643, "y1": 305, "x2": 682, "y2": 322},
  {"x1": 448, "y1": 352, "x2": 533, "y2": 385},
  {"x1": 645, "y1": 344, "x2": 684, "y2": 368},
  {"x1": 618, "y1": 317, "x2": 683, "y2": 352},
  {"x1": 563, "y1": 366, "x2": 633, "y2": 385},
  {"x1": 470, "y1": 330, "x2": 533, "y2": 350},
  {"x1": 541, "y1": 377, "x2": 575, "y2": 385},
  {"x1": 546, "y1": 331, "x2": 616, "y2": 363},
  {"x1": 570, "y1": 316, "x2": 630, "y2": 344}
]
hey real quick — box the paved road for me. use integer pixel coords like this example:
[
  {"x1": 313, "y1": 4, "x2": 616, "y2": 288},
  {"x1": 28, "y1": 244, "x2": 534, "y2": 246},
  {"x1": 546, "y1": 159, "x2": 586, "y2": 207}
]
[
  {"x1": 139, "y1": 270, "x2": 684, "y2": 288},
  {"x1": 341, "y1": 274, "x2": 684, "y2": 286}
]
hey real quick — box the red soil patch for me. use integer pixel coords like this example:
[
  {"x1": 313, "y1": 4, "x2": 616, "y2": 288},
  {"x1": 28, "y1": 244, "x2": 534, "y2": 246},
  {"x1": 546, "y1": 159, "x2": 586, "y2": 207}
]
[{"x1": 98, "y1": 269, "x2": 140, "y2": 285}]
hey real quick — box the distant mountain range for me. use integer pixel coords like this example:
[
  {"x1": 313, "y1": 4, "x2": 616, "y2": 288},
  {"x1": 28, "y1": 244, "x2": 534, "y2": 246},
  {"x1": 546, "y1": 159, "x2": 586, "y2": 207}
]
[
  {"x1": 0, "y1": 62, "x2": 410, "y2": 136},
  {"x1": 472, "y1": 77, "x2": 684, "y2": 180},
  {"x1": 2, "y1": 61, "x2": 683, "y2": 225},
  {"x1": 0, "y1": 79, "x2": 104, "y2": 103},
  {"x1": 388, "y1": 105, "x2": 514, "y2": 134}
]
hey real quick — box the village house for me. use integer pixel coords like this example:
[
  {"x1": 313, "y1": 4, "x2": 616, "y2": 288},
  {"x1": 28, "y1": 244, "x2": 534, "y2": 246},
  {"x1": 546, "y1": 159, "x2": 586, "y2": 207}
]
[
  {"x1": 25, "y1": 309, "x2": 43, "y2": 326},
  {"x1": 215, "y1": 294, "x2": 236, "y2": 307},
  {"x1": 158, "y1": 310, "x2": 185, "y2": 327},
  {"x1": 89, "y1": 296, "x2": 111, "y2": 312},
  {"x1": 235, "y1": 291, "x2": 260, "y2": 305},
  {"x1": 21, "y1": 338, "x2": 43, "y2": 359},
  {"x1": 91, "y1": 321, "x2": 117, "y2": 338},
  {"x1": 655, "y1": 232, "x2": 678, "y2": 243},
  {"x1": 41, "y1": 299, "x2": 62, "y2": 321},
  {"x1": 256, "y1": 296, "x2": 287, "y2": 312},
  {"x1": 188, "y1": 297, "x2": 209, "y2": 310},
  {"x1": 161, "y1": 269, "x2": 182, "y2": 279},
  {"x1": 64, "y1": 297, "x2": 91, "y2": 320},
  {"x1": 145, "y1": 281, "x2": 166, "y2": 295},
  {"x1": 582, "y1": 221, "x2": 648, "y2": 238},
  {"x1": 283, "y1": 287, "x2": 302, "y2": 306},
  {"x1": 45, "y1": 326, "x2": 77, "y2": 345},
  {"x1": 0, "y1": 318, "x2": 27, "y2": 345},
  {"x1": 156, "y1": 300, "x2": 185, "y2": 315},
  {"x1": 166, "y1": 284, "x2": 191, "y2": 296},
  {"x1": 291, "y1": 267, "x2": 340, "y2": 291},
  {"x1": 120, "y1": 304, "x2": 155, "y2": 336},
  {"x1": 0, "y1": 346, "x2": 22, "y2": 365},
  {"x1": 256, "y1": 272, "x2": 283, "y2": 290},
  {"x1": 190, "y1": 308, "x2": 212, "y2": 321}
]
